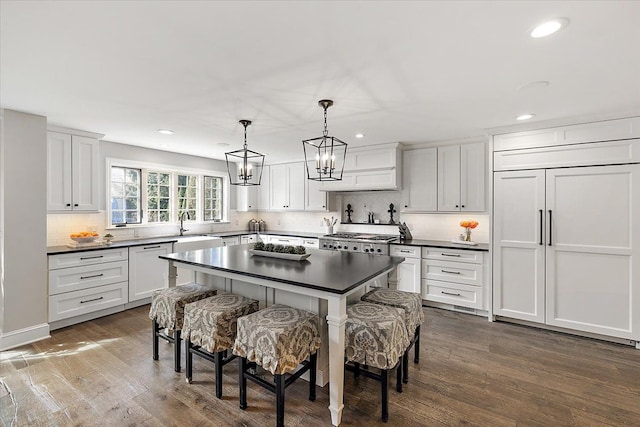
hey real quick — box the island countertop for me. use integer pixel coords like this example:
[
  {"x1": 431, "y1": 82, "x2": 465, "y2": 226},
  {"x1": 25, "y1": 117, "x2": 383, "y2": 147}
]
[{"x1": 160, "y1": 245, "x2": 404, "y2": 295}]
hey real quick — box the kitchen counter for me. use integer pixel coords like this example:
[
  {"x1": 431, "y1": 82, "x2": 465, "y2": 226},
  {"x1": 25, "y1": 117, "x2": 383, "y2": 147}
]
[
  {"x1": 208, "y1": 230, "x2": 326, "y2": 239},
  {"x1": 391, "y1": 238, "x2": 489, "y2": 252},
  {"x1": 47, "y1": 236, "x2": 182, "y2": 255}
]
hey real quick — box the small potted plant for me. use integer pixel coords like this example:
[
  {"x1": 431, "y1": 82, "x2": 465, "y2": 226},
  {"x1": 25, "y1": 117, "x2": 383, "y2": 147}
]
[{"x1": 103, "y1": 233, "x2": 114, "y2": 244}]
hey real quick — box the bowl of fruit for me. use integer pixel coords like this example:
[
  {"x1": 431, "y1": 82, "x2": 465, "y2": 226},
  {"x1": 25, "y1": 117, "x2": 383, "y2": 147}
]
[{"x1": 70, "y1": 231, "x2": 100, "y2": 243}]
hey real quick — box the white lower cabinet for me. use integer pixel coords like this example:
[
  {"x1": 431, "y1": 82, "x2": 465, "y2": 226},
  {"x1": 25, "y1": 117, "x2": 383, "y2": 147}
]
[
  {"x1": 390, "y1": 245, "x2": 421, "y2": 293},
  {"x1": 302, "y1": 238, "x2": 320, "y2": 249},
  {"x1": 128, "y1": 243, "x2": 172, "y2": 302},
  {"x1": 221, "y1": 236, "x2": 240, "y2": 246},
  {"x1": 241, "y1": 234, "x2": 257, "y2": 244},
  {"x1": 421, "y1": 247, "x2": 485, "y2": 311},
  {"x1": 48, "y1": 248, "x2": 129, "y2": 322},
  {"x1": 267, "y1": 235, "x2": 303, "y2": 246}
]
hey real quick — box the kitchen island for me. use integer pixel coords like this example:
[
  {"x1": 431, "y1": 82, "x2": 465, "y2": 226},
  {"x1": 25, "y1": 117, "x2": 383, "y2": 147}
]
[{"x1": 160, "y1": 244, "x2": 404, "y2": 426}]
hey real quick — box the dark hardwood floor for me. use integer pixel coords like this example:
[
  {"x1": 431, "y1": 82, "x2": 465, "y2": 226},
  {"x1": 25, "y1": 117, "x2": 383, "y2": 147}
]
[{"x1": 1, "y1": 306, "x2": 639, "y2": 426}]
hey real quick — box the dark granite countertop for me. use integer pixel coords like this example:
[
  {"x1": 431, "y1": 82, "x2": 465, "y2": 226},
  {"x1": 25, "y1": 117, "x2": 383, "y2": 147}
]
[
  {"x1": 207, "y1": 230, "x2": 326, "y2": 239},
  {"x1": 391, "y1": 239, "x2": 489, "y2": 252},
  {"x1": 47, "y1": 236, "x2": 183, "y2": 255},
  {"x1": 160, "y1": 245, "x2": 404, "y2": 295}
]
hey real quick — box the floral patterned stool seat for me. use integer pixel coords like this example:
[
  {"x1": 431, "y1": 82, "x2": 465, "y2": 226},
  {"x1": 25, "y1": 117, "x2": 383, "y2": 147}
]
[
  {"x1": 361, "y1": 288, "x2": 424, "y2": 384},
  {"x1": 182, "y1": 292, "x2": 259, "y2": 398},
  {"x1": 345, "y1": 302, "x2": 410, "y2": 423},
  {"x1": 148, "y1": 283, "x2": 218, "y2": 372},
  {"x1": 232, "y1": 304, "x2": 321, "y2": 427}
]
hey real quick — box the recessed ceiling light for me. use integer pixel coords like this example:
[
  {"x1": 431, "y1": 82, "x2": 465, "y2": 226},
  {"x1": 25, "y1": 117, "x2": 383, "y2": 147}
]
[
  {"x1": 517, "y1": 113, "x2": 536, "y2": 121},
  {"x1": 157, "y1": 129, "x2": 174, "y2": 135},
  {"x1": 217, "y1": 142, "x2": 230, "y2": 147},
  {"x1": 530, "y1": 18, "x2": 569, "y2": 38},
  {"x1": 517, "y1": 80, "x2": 550, "y2": 92},
  {"x1": 355, "y1": 133, "x2": 365, "y2": 138}
]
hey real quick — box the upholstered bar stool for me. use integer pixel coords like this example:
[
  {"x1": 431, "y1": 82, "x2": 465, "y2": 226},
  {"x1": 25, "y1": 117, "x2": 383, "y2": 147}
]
[
  {"x1": 182, "y1": 292, "x2": 259, "y2": 398},
  {"x1": 345, "y1": 302, "x2": 410, "y2": 423},
  {"x1": 148, "y1": 282, "x2": 218, "y2": 372},
  {"x1": 232, "y1": 304, "x2": 321, "y2": 427},
  {"x1": 361, "y1": 288, "x2": 424, "y2": 383}
]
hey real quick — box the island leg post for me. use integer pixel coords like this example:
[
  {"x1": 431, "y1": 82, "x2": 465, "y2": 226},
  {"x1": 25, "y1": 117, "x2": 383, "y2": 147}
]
[{"x1": 326, "y1": 296, "x2": 347, "y2": 426}]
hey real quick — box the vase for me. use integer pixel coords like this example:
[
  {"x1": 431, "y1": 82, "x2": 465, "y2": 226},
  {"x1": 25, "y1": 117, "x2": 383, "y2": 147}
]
[{"x1": 465, "y1": 229, "x2": 472, "y2": 242}]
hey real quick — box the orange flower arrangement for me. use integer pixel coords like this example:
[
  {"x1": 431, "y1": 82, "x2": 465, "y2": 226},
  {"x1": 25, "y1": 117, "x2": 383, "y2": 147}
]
[{"x1": 460, "y1": 219, "x2": 479, "y2": 241}]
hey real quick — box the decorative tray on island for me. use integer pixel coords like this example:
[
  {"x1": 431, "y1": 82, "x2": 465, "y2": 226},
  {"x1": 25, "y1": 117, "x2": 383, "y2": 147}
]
[
  {"x1": 450, "y1": 240, "x2": 478, "y2": 246},
  {"x1": 249, "y1": 249, "x2": 311, "y2": 261}
]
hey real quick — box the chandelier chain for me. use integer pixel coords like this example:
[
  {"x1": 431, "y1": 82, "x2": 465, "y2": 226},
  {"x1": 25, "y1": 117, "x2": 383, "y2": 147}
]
[{"x1": 323, "y1": 106, "x2": 328, "y2": 137}]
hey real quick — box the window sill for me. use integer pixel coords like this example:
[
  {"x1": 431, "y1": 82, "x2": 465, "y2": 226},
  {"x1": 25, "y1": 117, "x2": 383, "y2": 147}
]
[{"x1": 106, "y1": 221, "x2": 231, "y2": 230}]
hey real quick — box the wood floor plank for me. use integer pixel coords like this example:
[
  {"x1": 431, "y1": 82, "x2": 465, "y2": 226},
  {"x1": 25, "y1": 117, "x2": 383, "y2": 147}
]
[{"x1": 2, "y1": 305, "x2": 639, "y2": 426}]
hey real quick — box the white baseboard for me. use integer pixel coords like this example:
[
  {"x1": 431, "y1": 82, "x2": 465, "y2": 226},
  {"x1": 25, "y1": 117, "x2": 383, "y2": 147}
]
[{"x1": 0, "y1": 323, "x2": 50, "y2": 351}]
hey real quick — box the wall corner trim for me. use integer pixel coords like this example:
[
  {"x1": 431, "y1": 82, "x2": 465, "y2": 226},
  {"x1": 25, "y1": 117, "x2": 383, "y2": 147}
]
[{"x1": 0, "y1": 323, "x2": 50, "y2": 351}]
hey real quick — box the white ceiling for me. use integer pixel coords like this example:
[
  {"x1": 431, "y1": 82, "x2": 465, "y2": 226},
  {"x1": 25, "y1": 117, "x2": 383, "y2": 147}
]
[{"x1": 2, "y1": 1, "x2": 640, "y2": 163}]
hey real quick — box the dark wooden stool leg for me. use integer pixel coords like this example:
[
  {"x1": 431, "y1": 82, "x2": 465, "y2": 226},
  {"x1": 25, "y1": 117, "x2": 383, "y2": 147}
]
[
  {"x1": 185, "y1": 339, "x2": 193, "y2": 384},
  {"x1": 414, "y1": 325, "x2": 421, "y2": 363},
  {"x1": 402, "y1": 350, "x2": 409, "y2": 384},
  {"x1": 354, "y1": 362, "x2": 360, "y2": 378},
  {"x1": 309, "y1": 352, "x2": 317, "y2": 401},
  {"x1": 214, "y1": 351, "x2": 223, "y2": 399},
  {"x1": 174, "y1": 330, "x2": 182, "y2": 372},
  {"x1": 396, "y1": 360, "x2": 403, "y2": 393},
  {"x1": 239, "y1": 357, "x2": 247, "y2": 410},
  {"x1": 275, "y1": 373, "x2": 285, "y2": 427},
  {"x1": 381, "y1": 369, "x2": 389, "y2": 422},
  {"x1": 152, "y1": 320, "x2": 159, "y2": 360}
]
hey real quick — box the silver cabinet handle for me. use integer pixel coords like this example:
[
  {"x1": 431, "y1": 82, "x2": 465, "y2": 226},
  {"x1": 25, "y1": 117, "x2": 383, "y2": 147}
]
[
  {"x1": 144, "y1": 245, "x2": 161, "y2": 250},
  {"x1": 80, "y1": 296, "x2": 104, "y2": 304},
  {"x1": 400, "y1": 250, "x2": 411, "y2": 253},
  {"x1": 539, "y1": 209, "x2": 544, "y2": 245},
  {"x1": 441, "y1": 253, "x2": 461, "y2": 257},
  {"x1": 80, "y1": 255, "x2": 104, "y2": 260},
  {"x1": 441, "y1": 291, "x2": 461, "y2": 296},
  {"x1": 441, "y1": 269, "x2": 461, "y2": 275},
  {"x1": 548, "y1": 210, "x2": 553, "y2": 246},
  {"x1": 80, "y1": 273, "x2": 104, "y2": 280}
]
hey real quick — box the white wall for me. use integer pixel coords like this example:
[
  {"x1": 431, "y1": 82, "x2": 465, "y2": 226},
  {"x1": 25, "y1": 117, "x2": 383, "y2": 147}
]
[{"x1": 0, "y1": 109, "x2": 48, "y2": 348}]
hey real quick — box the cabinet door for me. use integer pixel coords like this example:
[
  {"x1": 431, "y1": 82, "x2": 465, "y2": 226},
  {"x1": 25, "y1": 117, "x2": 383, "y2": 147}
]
[
  {"x1": 402, "y1": 148, "x2": 437, "y2": 211},
  {"x1": 237, "y1": 185, "x2": 258, "y2": 211},
  {"x1": 71, "y1": 135, "x2": 99, "y2": 211},
  {"x1": 492, "y1": 170, "x2": 546, "y2": 323},
  {"x1": 222, "y1": 237, "x2": 240, "y2": 246},
  {"x1": 270, "y1": 164, "x2": 289, "y2": 209},
  {"x1": 460, "y1": 142, "x2": 485, "y2": 211},
  {"x1": 258, "y1": 165, "x2": 270, "y2": 210},
  {"x1": 304, "y1": 161, "x2": 328, "y2": 211},
  {"x1": 287, "y1": 162, "x2": 305, "y2": 210},
  {"x1": 396, "y1": 257, "x2": 421, "y2": 293},
  {"x1": 437, "y1": 145, "x2": 461, "y2": 211},
  {"x1": 128, "y1": 243, "x2": 172, "y2": 302},
  {"x1": 545, "y1": 165, "x2": 640, "y2": 339},
  {"x1": 47, "y1": 132, "x2": 73, "y2": 211}
]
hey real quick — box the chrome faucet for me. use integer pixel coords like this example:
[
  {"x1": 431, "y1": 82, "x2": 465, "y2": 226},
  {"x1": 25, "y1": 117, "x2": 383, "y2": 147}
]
[{"x1": 179, "y1": 212, "x2": 190, "y2": 236}]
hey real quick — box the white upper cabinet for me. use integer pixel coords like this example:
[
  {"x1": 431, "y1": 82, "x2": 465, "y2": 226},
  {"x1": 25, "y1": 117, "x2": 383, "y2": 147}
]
[
  {"x1": 437, "y1": 142, "x2": 485, "y2": 212},
  {"x1": 269, "y1": 162, "x2": 305, "y2": 210},
  {"x1": 258, "y1": 165, "x2": 270, "y2": 211},
  {"x1": 236, "y1": 185, "x2": 259, "y2": 212},
  {"x1": 47, "y1": 130, "x2": 100, "y2": 212},
  {"x1": 304, "y1": 161, "x2": 328, "y2": 211},
  {"x1": 320, "y1": 143, "x2": 401, "y2": 191},
  {"x1": 401, "y1": 147, "x2": 437, "y2": 212}
]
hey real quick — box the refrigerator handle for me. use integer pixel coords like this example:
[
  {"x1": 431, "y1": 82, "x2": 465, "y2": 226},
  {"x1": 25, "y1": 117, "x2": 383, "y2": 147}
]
[
  {"x1": 539, "y1": 209, "x2": 543, "y2": 245},
  {"x1": 548, "y1": 210, "x2": 553, "y2": 246}
]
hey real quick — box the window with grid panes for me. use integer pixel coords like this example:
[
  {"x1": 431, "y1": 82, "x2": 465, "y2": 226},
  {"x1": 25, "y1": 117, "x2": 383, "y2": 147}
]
[
  {"x1": 204, "y1": 175, "x2": 223, "y2": 221},
  {"x1": 177, "y1": 174, "x2": 197, "y2": 221},
  {"x1": 111, "y1": 167, "x2": 141, "y2": 224},
  {"x1": 147, "y1": 171, "x2": 171, "y2": 223}
]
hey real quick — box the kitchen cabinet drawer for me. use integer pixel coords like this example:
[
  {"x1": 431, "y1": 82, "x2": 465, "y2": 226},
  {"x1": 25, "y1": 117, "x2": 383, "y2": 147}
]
[
  {"x1": 422, "y1": 259, "x2": 483, "y2": 287},
  {"x1": 49, "y1": 247, "x2": 129, "y2": 270},
  {"x1": 48, "y1": 281, "x2": 128, "y2": 322},
  {"x1": 421, "y1": 247, "x2": 483, "y2": 264},
  {"x1": 390, "y1": 245, "x2": 420, "y2": 258},
  {"x1": 49, "y1": 260, "x2": 128, "y2": 295},
  {"x1": 267, "y1": 236, "x2": 303, "y2": 246},
  {"x1": 422, "y1": 279, "x2": 483, "y2": 310},
  {"x1": 302, "y1": 238, "x2": 319, "y2": 249}
]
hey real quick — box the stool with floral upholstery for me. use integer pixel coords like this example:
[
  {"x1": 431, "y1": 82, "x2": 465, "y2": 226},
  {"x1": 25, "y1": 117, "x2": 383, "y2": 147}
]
[
  {"x1": 148, "y1": 282, "x2": 218, "y2": 372},
  {"x1": 232, "y1": 304, "x2": 321, "y2": 427},
  {"x1": 361, "y1": 288, "x2": 424, "y2": 383},
  {"x1": 345, "y1": 302, "x2": 410, "y2": 423},
  {"x1": 182, "y1": 292, "x2": 259, "y2": 398}
]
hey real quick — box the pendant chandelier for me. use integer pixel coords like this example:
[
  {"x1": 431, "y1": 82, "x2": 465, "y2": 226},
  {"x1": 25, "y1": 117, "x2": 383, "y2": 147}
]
[
  {"x1": 225, "y1": 119, "x2": 265, "y2": 186},
  {"x1": 302, "y1": 99, "x2": 347, "y2": 181}
]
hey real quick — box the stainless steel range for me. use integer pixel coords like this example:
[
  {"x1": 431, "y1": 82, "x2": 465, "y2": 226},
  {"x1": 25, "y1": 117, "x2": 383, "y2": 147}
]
[{"x1": 319, "y1": 232, "x2": 397, "y2": 255}]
